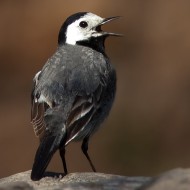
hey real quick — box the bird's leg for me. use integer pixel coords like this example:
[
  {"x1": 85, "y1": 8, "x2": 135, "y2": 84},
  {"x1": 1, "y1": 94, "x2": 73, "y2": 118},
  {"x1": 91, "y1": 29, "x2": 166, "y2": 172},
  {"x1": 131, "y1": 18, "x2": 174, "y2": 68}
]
[
  {"x1": 81, "y1": 137, "x2": 97, "y2": 172},
  {"x1": 59, "y1": 147, "x2": 68, "y2": 175}
]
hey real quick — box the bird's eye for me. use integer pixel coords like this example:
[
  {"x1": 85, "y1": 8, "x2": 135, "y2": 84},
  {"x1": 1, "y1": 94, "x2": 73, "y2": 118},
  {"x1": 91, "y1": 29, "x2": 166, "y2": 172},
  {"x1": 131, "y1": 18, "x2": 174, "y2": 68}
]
[{"x1": 79, "y1": 21, "x2": 88, "y2": 28}]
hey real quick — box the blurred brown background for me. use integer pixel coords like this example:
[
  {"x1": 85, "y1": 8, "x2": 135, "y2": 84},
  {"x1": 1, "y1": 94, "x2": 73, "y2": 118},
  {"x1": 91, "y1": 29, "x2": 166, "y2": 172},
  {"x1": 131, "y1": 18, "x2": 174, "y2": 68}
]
[{"x1": 1, "y1": 0, "x2": 190, "y2": 178}]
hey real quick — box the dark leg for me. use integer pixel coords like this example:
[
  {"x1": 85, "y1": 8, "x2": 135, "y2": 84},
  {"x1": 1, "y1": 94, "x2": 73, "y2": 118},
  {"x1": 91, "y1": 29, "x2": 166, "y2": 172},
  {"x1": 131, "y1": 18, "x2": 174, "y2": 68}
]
[
  {"x1": 81, "y1": 137, "x2": 97, "y2": 172},
  {"x1": 59, "y1": 147, "x2": 68, "y2": 175}
]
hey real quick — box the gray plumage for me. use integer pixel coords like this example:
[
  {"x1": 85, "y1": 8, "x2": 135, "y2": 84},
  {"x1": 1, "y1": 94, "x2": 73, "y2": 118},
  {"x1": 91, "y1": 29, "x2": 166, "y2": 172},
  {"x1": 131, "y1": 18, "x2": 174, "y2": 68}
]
[
  {"x1": 32, "y1": 44, "x2": 116, "y2": 143},
  {"x1": 30, "y1": 12, "x2": 120, "y2": 181}
]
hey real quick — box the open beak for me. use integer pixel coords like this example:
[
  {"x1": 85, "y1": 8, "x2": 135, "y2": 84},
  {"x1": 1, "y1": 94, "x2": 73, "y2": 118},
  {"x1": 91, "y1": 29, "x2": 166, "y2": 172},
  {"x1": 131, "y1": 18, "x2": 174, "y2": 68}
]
[{"x1": 95, "y1": 16, "x2": 123, "y2": 37}]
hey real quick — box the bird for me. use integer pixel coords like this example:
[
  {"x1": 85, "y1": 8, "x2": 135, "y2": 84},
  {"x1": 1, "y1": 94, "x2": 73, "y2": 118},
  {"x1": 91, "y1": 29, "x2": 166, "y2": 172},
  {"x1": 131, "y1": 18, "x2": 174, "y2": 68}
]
[{"x1": 30, "y1": 12, "x2": 121, "y2": 181}]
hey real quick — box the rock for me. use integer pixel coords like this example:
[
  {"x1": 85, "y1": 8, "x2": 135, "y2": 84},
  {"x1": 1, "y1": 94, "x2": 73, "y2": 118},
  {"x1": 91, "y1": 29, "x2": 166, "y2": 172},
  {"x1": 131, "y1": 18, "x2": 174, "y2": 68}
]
[
  {"x1": 139, "y1": 168, "x2": 190, "y2": 190},
  {"x1": 0, "y1": 171, "x2": 150, "y2": 190},
  {"x1": 0, "y1": 181, "x2": 33, "y2": 190},
  {"x1": 2, "y1": 168, "x2": 190, "y2": 190}
]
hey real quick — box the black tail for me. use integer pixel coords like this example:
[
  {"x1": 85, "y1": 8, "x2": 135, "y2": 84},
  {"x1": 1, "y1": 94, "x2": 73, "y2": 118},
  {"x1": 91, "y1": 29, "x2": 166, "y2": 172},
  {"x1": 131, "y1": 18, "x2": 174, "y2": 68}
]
[{"x1": 31, "y1": 135, "x2": 62, "y2": 181}]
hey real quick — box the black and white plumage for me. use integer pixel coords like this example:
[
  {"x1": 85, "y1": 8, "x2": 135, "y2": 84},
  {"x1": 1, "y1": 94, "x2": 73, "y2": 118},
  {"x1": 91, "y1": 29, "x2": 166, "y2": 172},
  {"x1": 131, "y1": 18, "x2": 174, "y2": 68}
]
[{"x1": 31, "y1": 12, "x2": 120, "y2": 181}]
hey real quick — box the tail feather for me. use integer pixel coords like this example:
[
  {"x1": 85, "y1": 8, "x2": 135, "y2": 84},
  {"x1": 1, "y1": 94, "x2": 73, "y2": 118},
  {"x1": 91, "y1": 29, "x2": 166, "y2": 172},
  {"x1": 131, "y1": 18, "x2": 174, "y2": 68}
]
[{"x1": 31, "y1": 135, "x2": 62, "y2": 181}]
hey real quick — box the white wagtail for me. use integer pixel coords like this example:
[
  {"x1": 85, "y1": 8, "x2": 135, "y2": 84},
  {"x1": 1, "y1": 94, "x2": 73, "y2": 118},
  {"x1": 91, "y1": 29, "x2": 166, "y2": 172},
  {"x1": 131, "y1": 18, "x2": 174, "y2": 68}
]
[{"x1": 31, "y1": 12, "x2": 121, "y2": 181}]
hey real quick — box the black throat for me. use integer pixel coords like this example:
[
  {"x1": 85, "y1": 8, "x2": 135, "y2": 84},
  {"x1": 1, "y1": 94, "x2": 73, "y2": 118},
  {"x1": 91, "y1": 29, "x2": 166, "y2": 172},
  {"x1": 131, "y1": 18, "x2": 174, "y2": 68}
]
[{"x1": 76, "y1": 36, "x2": 107, "y2": 56}]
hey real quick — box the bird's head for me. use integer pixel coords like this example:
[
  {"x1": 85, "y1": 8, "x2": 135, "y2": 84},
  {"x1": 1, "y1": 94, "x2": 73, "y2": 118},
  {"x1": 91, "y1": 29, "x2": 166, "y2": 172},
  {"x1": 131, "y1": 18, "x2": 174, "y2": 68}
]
[{"x1": 58, "y1": 12, "x2": 121, "y2": 53}]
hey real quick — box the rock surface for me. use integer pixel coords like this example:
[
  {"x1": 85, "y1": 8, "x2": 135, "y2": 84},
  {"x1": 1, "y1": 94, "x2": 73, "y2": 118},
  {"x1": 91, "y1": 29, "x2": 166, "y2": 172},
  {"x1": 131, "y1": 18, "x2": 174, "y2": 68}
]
[
  {"x1": 0, "y1": 171, "x2": 150, "y2": 190},
  {"x1": 139, "y1": 168, "x2": 190, "y2": 190},
  {"x1": 0, "y1": 168, "x2": 190, "y2": 190}
]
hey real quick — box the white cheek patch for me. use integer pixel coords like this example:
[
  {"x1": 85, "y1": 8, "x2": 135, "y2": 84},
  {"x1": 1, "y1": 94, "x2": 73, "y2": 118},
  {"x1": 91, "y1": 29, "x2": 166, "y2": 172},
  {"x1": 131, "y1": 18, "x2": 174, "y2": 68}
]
[
  {"x1": 65, "y1": 14, "x2": 104, "y2": 45},
  {"x1": 66, "y1": 22, "x2": 86, "y2": 45}
]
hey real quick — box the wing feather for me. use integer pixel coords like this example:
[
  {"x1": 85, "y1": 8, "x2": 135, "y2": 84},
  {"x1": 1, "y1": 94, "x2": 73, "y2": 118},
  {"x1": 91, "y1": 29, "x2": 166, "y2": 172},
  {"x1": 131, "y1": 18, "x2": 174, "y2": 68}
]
[
  {"x1": 31, "y1": 71, "x2": 47, "y2": 140},
  {"x1": 65, "y1": 84, "x2": 104, "y2": 145},
  {"x1": 31, "y1": 99, "x2": 46, "y2": 139}
]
